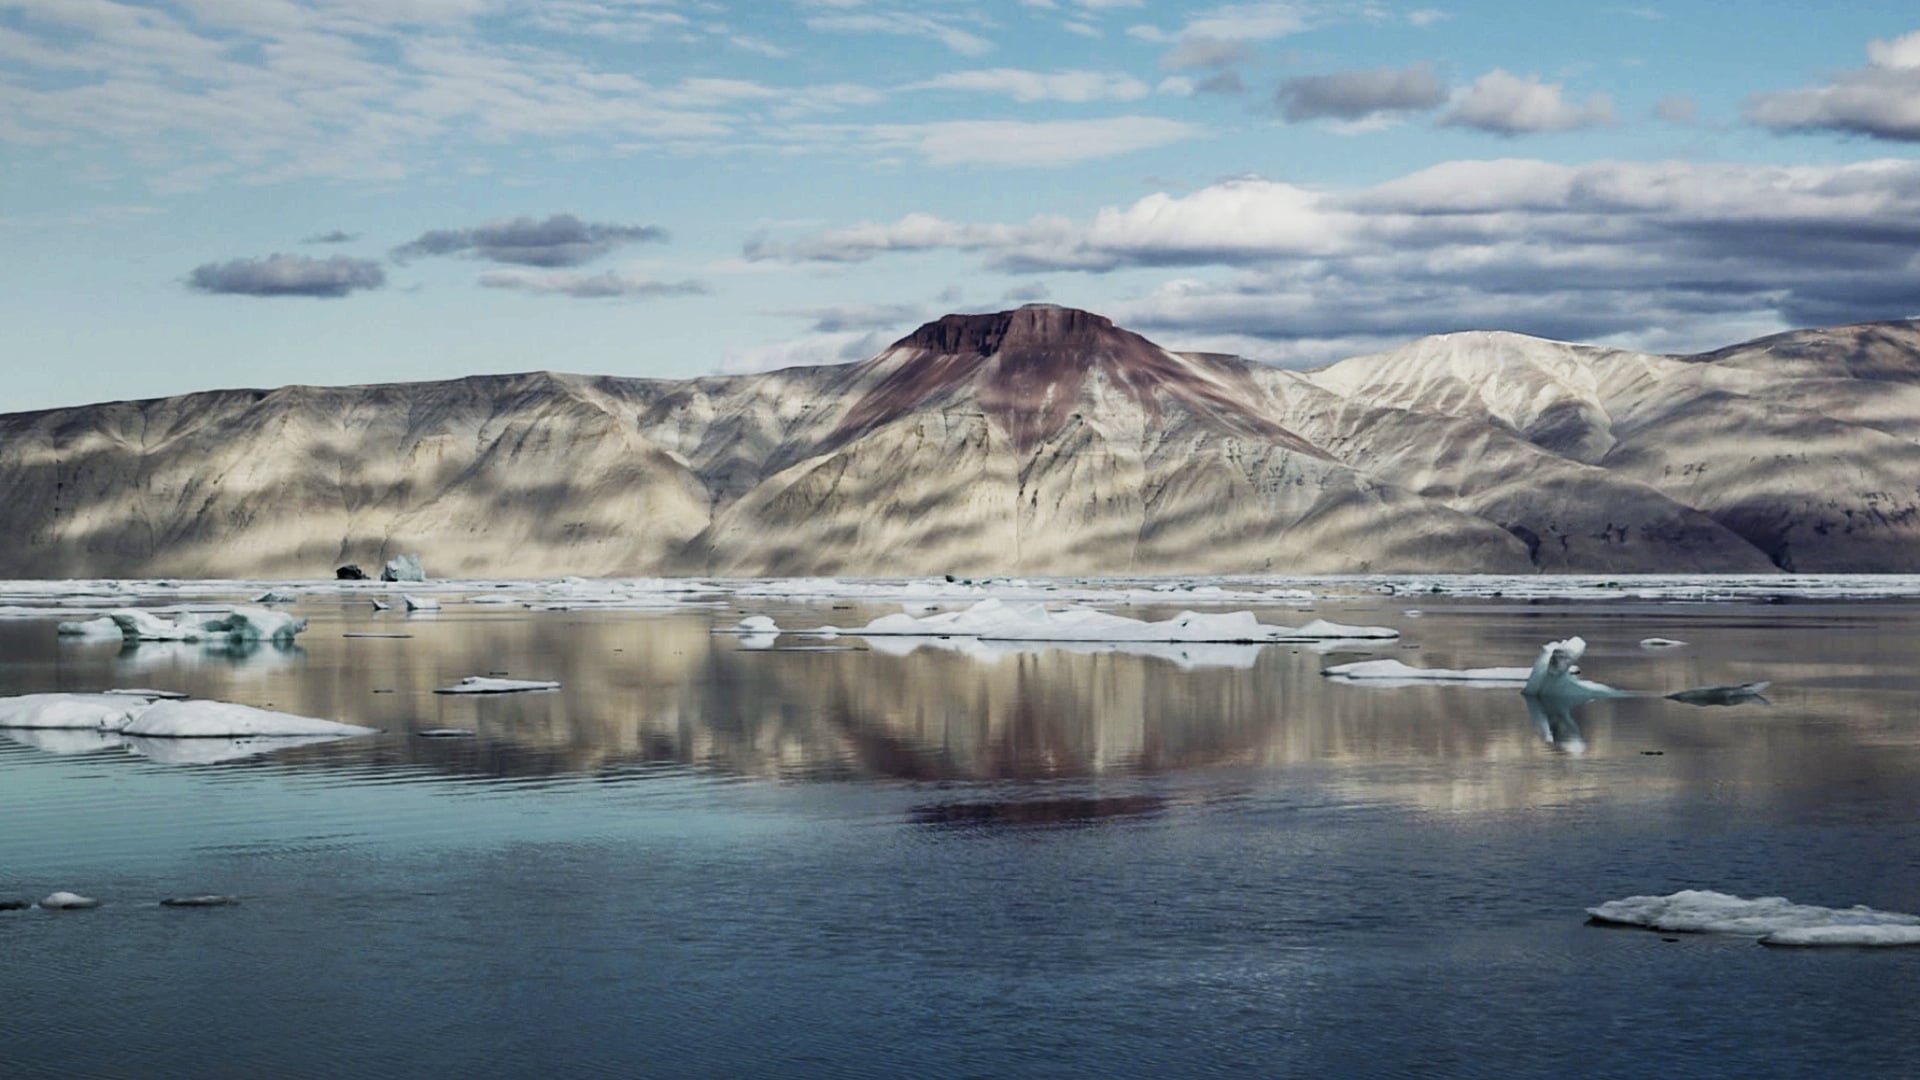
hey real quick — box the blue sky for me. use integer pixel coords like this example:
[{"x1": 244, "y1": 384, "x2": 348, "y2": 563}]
[{"x1": 3, "y1": 0, "x2": 1919, "y2": 410}]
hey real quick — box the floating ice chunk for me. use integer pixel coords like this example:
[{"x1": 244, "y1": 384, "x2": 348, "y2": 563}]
[
  {"x1": 371, "y1": 598, "x2": 392, "y2": 612},
  {"x1": 110, "y1": 608, "x2": 205, "y2": 641},
  {"x1": 253, "y1": 591, "x2": 296, "y2": 604},
  {"x1": 104, "y1": 688, "x2": 188, "y2": 699},
  {"x1": 56, "y1": 615, "x2": 122, "y2": 639},
  {"x1": 403, "y1": 594, "x2": 440, "y2": 612},
  {"x1": 417, "y1": 728, "x2": 477, "y2": 738},
  {"x1": 162, "y1": 895, "x2": 240, "y2": 907},
  {"x1": 1763, "y1": 925, "x2": 1920, "y2": 947},
  {"x1": 433, "y1": 677, "x2": 560, "y2": 694},
  {"x1": 121, "y1": 700, "x2": 378, "y2": 738},
  {"x1": 124, "y1": 733, "x2": 357, "y2": 765},
  {"x1": 811, "y1": 599, "x2": 1395, "y2": 644},
  {"x1": 1522, "y1": 637, "x2": 1621, "y2": 699},
  {"x1": 0, "y1": 727, "x2": 126, "y2": 755},
  {"x1": 725, "y1": 615, "x2": 780, "y2": 635},
  {"x1": 1640, "y1": 637, "x2": 1687, "y2": 649},
  {"x1": 1322, "y1": 659, "x2": 1532, "y2": 687},
  {"x1": 210, "y1": 606, "x2": 307, "y2": 644},
  {"x1": 40, "y1": 891, "x2": 100, "y2": 910},
  {"x1": 0, "y1": 693, "x2": 155, "y2": 730},
  {"x1": 381, "y1": 554, "x2": 426, "y2": 582},
  {"x1": 1588, "y1": 889, "x2": 1920, "y2": 946}
]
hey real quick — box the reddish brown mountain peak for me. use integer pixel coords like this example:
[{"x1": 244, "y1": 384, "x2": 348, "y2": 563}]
[{"x1": 893, "y1": 304, "x2": 1133, "y2": 357}]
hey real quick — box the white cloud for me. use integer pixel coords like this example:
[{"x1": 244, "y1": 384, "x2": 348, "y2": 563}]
[
  {"x1": 1747, "y1": 29, "x2": 1920, "y2": 141},
  {"x1": 746, "y1": 157, "x2": 1920, "y2": 348},
  {"x1": 781, "y1": 116, "x2": 1203, "y2": 167},
  {"x1": 1438, "y1": 69, "x2": 1617, "y2": 134},
  {"x1": 475, "y1": 268, "x2": 709, "y2": 299},
  {"x1": 910, "y1": 68, "x2": 1151, "y2": 103},
  {"x1": 804, "y1": 11, "x2": 993, "y2": 57}
]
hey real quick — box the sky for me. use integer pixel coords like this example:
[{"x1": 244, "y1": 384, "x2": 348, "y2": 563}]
[{"x1": 3, "y1": 0, "x2": 1920, "y2": 411}]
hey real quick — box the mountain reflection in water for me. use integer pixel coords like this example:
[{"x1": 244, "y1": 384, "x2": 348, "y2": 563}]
[{"x1": 3, "y1": 597, "x2": 1879, "y2": 815}]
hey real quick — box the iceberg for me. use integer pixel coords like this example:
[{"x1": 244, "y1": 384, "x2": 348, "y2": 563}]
[
  {"x1": 56, "y1": 615, "x2": 123, "y2": 639},
  {"x1": 807, "y1": 599, "x2": 1395, "y2": 644},
  {"x1": 121, "y1": 700, "x2": 378, "y2": 738},
  {"x1": 106, "y1": 606, "x2": 307, "y2": 644},
  {"x1": 39, "y1": 891, "x2": 100, "y2": 910},
  {"x1": 381, "y1": 554, "x2": 426, "y2": 582},
  {"x1": 1588, "y1": 890, "x2": 1920, "y2": 947},
  {"x1": 0, "y1": 692, "x2": 156, "y2": 730},
  {"x1": 1521, "y1": 637, "x2": 1622, "y2": 699},
  {"x1": 433, "y1": 676, "x2": 561, "y2": 694}
]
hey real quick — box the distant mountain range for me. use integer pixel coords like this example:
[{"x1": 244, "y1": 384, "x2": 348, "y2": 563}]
[{"x1": 4, "y1": 304, "x2": 1918, "y2": 578}]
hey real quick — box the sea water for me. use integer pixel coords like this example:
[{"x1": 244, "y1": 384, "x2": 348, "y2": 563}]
[{"x1": 1, "y1": 585, "x2": 1917, "y2": 1077}]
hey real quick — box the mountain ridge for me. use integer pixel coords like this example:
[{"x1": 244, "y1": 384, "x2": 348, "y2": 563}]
[{"x1": 3, "y1": 307, "x2": 1918, "y2": 577}]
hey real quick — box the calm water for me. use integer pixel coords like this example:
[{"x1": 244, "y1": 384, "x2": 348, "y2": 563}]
[{"x1": 2, "y1": 589, "x2": 1919, "y2": 1078}]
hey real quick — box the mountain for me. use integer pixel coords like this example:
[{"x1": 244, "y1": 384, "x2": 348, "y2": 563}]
[{"x1": 2, "y1": 304, "x2": 1917, "y2": 578}]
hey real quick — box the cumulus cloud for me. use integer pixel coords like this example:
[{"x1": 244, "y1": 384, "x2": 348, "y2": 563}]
[
  {"x1": 392, "y1": 214, "x2": 669, "y2": 266},
  {"x1": 303, "y1": 229, "x2": 359, "y2": 244},
  {"x1": 476, "y1": 269, "x2": 708, "y2": 299},
  {"x1": 910, "y1": 68, "x2": 1151, "y2": 102},
  {"x1": 1276, "y1": 62, "x2": 1447, "y2": 122},
  {"x1": 746, "y1": 157, "x2": 1920, "y2": 356},
  {"x1": 1746, "y1": 29, "x2": 1920, "y2": 141},
  {"x1": 187, "y1": 253, "x2": 386, "y2": 298},
  {"x1": 1439, "y1": 70, "x2": 1616, "y2": 134}
]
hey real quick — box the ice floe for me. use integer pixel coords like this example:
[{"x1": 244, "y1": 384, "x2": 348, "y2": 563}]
[
  {"x1": 1587, "y1": 890, "x2": 1920, "y2": 947},
  {"x1": 39, "y1": 891, "x2": 100, "y2": 910},
  {"x1": 792, "y1": 599, "x2": 1395, "y2": 644},
  {"x1": 1321, "y1": 659, "x2": 1533, "y2": 687},
  {"x1": 0, "y1": 693, "x2": 156, "y2": 730},
  {"x1": 403, "y1": 594, "x2": 441, "y2": 612},
  {"x1": 1639, "y1": 637, "x2": 1687, "y2": 649},
  {"x1": 122, "y1": 700, "x2": 378, "y2": 738},
  {"x1": 0, "y1": 727, "x2": 127, "y2": 755},
  {"x1": 162, "y1": 895, "x2": 240, "y2": 907},
  {"x1": 1327, "y1": 636, "x2": 1755, "y2": 705},
  {"x1": 107, "y1": 606, "x2": 307, "y2": 644},
  {"x1": 433, "y1": 677, "x2": 560, "y2": 694},
  {"x1": 56, "y1": 615, "x2": 122, "y2": 639},
  {"x1": 123, "y1": 733, "x2": 354, "y2": 765}
]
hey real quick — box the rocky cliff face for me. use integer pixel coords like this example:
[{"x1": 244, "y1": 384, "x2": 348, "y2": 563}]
[{"x1": 2, "y1": 304, "x2": 1916, "y2": 577}]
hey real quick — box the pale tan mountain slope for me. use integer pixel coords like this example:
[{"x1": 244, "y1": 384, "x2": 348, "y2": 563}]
[
  {"x1": 2, "y1": 306, "x2": 1917, "y2": 577},
  {"x1": 685, "y1": 306, "x2": 1529, "y2": 574},
  {"x1": 0, "y1": 374, "x2": 711, "y2": 577},
  {"x1": 1295, "y1": 320, "x2": 1920, "y2": 571}
]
